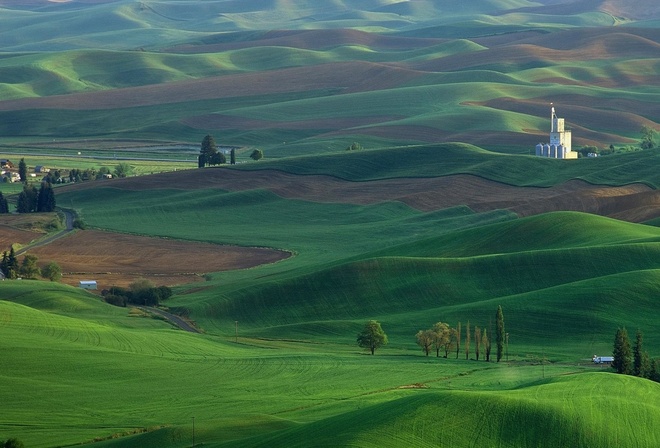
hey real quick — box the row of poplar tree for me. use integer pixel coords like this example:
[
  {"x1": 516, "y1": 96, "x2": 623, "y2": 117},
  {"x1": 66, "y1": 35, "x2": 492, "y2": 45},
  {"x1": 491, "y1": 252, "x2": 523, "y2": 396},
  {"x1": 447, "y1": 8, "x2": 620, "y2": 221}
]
[
  {"x1": 612, "y1": 328, "x2": 660, "y2": 383},
  {"x1": 415, "y1": 305, "x2": 507, "y2": 362},
  {"x1": 356, "y1": 306, "x2": 507, "y2": 361}
]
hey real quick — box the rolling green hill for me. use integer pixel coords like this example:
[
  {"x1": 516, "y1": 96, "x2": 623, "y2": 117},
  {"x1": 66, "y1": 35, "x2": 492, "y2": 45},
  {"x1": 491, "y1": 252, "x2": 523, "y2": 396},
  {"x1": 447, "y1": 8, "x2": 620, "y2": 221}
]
[{"x1": 1, "y1": 1, "x2": 660, "y2": 446}]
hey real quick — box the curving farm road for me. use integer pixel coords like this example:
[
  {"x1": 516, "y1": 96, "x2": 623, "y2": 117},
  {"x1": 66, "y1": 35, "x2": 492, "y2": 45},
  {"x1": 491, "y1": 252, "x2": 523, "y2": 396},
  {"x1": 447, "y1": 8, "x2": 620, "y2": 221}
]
[{"x1": 16, "y1": 208, "x2": 75, "y2": 256}]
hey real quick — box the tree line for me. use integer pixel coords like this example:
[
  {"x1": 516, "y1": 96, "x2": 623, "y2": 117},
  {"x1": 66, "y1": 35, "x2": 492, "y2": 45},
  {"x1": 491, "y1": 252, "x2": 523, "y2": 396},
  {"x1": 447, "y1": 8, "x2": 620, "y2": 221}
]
[
  {"x1": 612, "y1": 327, "x2": 660, "y2": 383},
  {"x1": 414, "y1": 305, "x2": 506, "y2": 362},
  {"x1": 1, "y1": 248, "x2": 61, "y2": 281},
  {"x1": 358, "y1": 305, "x2": 507, "y2": 362}
]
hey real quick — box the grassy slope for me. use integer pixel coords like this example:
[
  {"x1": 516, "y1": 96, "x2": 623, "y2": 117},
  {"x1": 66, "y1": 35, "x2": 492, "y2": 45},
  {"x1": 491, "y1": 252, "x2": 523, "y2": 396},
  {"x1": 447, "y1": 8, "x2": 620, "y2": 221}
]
[
  {"x1": 230, "y1": 143, "x2": 660, "y2": 188},
  {"x1": 2, "y1": 280, "x2": 659, "y2": 448}
]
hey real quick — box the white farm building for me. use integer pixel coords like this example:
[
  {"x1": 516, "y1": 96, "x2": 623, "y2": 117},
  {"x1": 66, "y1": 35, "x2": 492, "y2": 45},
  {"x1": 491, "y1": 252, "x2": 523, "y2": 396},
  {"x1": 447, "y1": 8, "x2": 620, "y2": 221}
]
[
  {"x1": 79, "y1": 280, "x2": 97, "y2": 290},
  {"x1": 535, "y1": 106, "x2": 577, "y2": 159}
]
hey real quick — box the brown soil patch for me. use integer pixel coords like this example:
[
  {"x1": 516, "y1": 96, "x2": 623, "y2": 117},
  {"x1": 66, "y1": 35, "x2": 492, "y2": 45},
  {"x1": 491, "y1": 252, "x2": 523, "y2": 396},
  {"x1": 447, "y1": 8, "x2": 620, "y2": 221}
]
[{"x1": 26, "y1": 229, "x2": 290, "y2": 289}]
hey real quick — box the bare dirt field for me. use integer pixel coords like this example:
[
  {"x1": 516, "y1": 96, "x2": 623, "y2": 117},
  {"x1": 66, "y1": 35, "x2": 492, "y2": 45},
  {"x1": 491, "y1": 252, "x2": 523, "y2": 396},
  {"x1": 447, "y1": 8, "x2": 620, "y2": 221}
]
[{"x1": 26, "y1": 229, "x2": 290, "y2": 289}]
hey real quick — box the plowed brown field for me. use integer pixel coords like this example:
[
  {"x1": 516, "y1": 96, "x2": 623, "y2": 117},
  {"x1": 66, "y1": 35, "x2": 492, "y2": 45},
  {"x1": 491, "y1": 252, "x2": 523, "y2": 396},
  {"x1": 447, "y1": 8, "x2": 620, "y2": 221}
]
[{"x1": 26, "y1": 230, "x2": 289, "y2": 289}]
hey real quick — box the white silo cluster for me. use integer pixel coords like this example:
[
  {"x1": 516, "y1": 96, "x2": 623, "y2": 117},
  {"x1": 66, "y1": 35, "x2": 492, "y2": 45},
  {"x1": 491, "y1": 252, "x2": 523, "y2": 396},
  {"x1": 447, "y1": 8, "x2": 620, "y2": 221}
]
[{"x1": 535, "y1": 106, "x2": 577, "y2": 159}]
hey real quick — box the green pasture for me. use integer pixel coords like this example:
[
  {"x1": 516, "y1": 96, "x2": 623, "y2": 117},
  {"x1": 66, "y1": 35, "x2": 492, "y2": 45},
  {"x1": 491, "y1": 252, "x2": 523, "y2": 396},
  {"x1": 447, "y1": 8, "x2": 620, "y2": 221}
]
[
  {"x1": 2, "y1": 279, "x2": 659, "y2": 447},
  {"x1": 231, "y1": 143, "x2": 660, "y2": 188}
]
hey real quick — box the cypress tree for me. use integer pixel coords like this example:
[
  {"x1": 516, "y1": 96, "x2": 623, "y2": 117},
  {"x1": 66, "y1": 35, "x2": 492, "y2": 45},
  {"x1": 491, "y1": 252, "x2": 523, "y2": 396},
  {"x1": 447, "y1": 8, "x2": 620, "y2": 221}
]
[
  {"x1": 612, "y1": 327, "x2": 632, "y2": 375},
  {"x1": 496, "y1": 305, "x2": 505, "y2": 362},
  {"x1": 230, "y1": 148, "x2": 236, "y2": 165},
  {"x1": 0, "y1": 191, "x2": 8, "y2": 213},
  {"x1": 465, "y1": 321, "x2": 470, "y2": 360},
  {"x1": 455, "y1": 321, "x2": 461, "y2": 359},
  {"x1": 18, "y1": 158, "x2": 27, "y2": 182}
]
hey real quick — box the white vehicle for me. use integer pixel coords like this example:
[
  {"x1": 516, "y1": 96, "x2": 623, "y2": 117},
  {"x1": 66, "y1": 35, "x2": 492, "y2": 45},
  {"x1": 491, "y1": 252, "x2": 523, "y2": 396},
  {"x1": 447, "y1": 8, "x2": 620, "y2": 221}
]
[{"x1": 592, "y1": 355, "x2": 614, "y2": 364}]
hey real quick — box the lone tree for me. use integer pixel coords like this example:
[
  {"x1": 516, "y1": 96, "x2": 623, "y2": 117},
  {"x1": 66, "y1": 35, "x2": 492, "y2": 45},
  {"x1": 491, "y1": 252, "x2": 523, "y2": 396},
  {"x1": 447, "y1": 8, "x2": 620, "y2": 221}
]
[
  {"x1": 199, "y1": 134, "x2": 218, "y2": 167},
  {"x1": 496, "y1": 305, "x2": 505, "y2": 362},
  {"x1": 612, "y1": 327, "x2": 632, "y2": 375},
  {"x1": 250, "y1": 149, "x2": 264, "y2": 161},
  {"x1": 357, "y1": 320, "x2": 388, "y2": 355},
  {"x1": 18, "y1": 158, "x2": 27, "y2": 183}
]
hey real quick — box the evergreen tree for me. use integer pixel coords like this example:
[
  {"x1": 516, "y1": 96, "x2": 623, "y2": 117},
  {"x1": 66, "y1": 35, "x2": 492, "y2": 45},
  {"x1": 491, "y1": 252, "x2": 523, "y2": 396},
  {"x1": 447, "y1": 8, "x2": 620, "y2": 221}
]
[
  {"x1": 483, "y1": 328, "x2": 491, "y2": 362},
  {"x1": 16, "y1": 184, "x2": 38, "y2": 213},
  {"x1": 496, "y1": 305, "x2": 505, "y2": 362},
  {"x1": 633, "y1": 329, "x2": 644, "y2": 377},
  {"x1": 475, "y1": 326, "x2": 481, "y2": 361},
  {"x1": 18, "y1": 158, "x2": 27, "y2": 182},
  {"x1": 230, "y1": 148, "x2": 236, "y2": 165},
  {"x1": 650, "y1": 359, "x2": 660, "y2": 383},
  {"x1": 37, "y1": 182, "x2": 56, "y2": 212},
  {"x1": 199, "y1": 134, "x2": 218, "y2": 167},
  {"x1": 0, "y1": 251, "x2": 8, "y2": 278},
  {"x1": 455, "y1": 321, "x2": 461, "y2": 359},
  {"x1": 3, "y1": 247, "x2": 20, "y2": 279},
  {"x1": 0, "y1": 191, "x2": 8, "y2": 213},
  {"x1": 612, "y1": 327, "x2": 632, "y2": 375},
  {"x1": 465, "y1": 321, "x2": 470, "y2": 360}
]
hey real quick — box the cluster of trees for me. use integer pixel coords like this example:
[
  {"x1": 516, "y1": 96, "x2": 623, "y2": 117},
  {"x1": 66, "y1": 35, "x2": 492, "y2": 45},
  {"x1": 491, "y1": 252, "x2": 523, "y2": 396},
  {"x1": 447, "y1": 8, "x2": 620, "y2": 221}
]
[
  {"x1": 198, "y1": 134, "x2": 263, "y2": 167},
  {"x1": 0, "y1": 248, "x2": 61, "y2": 281},
  {"x1": 577, "y1": 126, "x2": 657, "y2": 157},
  {"x1": 414, "y1": 306, "x2": 507, "y2": 362},
  {"x1": 612, "y1": 328, "x2": 660, "y2": 383},
  {"x1": 16, "y1": 182, "x2": 56, "y2": 213},
  {"x1": 101, "y1": 279, "x2": 172, "y2": 307},
  {"x1": 69, "y1": 163, "x2": 132, "y2": 181},
  {"x1": 198, "y1": 135, "x2": 226, "y2": 167},
  {"x1": 358, "y1": 306, "x2": 508, "y2": 360},
  {"x1": 345, "y1": 142, "x2": 362, "y2": 151}
]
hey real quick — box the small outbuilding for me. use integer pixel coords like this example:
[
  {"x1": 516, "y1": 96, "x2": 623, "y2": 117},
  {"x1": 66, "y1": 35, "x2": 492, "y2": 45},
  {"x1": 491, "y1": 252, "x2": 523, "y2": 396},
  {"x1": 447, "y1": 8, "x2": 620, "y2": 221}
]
[{"x1": 79, "y1": 280, "x2": 98, "y2": 290}]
